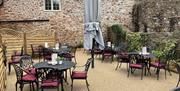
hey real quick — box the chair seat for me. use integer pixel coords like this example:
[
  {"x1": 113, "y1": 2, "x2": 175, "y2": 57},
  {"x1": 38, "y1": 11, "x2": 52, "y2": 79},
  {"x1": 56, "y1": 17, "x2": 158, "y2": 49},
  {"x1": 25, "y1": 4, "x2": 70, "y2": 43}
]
[
  {"x1": 103, "y1": 53, "x2": 112, "y2": 56},
  {"x1": 72, "y1": 71, "x2": 87, "y2": 79},
  {"x1": 118, "y1": 55, "x2": 129, "y2": 59},
  {"x1": 150, "y1": 62, "x2": 165, "y2": 68},
  {"x1": 130, "y1": 64, "x2": 143, "y2": 69},
  {"x1": 22, "y1": 74, "x2": 36, "y2": 81},
  {"x1": 9, "y1": 60, "x2": 20, "y2": 64},
  {"x1": 14, "y1": 53, "x2": 22, "y2": 56},
  {"x1": 41, "y1": 79, "x2": 59, "y2": 87}
]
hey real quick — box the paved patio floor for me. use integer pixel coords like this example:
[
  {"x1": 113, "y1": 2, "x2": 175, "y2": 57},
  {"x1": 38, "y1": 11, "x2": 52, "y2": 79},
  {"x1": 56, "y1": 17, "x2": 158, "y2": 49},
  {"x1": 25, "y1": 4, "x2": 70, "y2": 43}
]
[{"x1": 6, "y1": 50, "x2": 178, "y2": 91}]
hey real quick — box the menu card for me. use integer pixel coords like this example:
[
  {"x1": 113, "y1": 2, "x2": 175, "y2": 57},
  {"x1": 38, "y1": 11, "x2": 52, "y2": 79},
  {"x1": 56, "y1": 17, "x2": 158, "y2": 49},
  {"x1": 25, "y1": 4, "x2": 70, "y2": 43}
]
[
  {"x1": 107, "y1": 42, "x2": 111, "y2": 47},
  {"x1": 55, "y1": 43, "x2": 59, "y2": 49},
  {"x1": 142, "y1": 47, "x2": 147, "y2": 54},
  {"x1": 45, "y1": 42, "x2": 49, "y2": 48},
  {"x1": 51, "y1": 53, "x2": 57, "y2": 62}
]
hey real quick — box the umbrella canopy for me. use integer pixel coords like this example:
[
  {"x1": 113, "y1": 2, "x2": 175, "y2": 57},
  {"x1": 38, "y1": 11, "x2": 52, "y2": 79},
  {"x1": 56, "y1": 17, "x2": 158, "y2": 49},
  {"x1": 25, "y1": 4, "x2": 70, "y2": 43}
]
[{"x1": 84, "y1": 0, "x2": 104, "y2": 50}]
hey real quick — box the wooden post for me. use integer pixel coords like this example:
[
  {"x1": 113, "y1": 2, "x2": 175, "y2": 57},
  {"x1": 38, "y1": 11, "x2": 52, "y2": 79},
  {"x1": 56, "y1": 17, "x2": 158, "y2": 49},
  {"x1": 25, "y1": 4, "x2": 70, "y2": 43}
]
[
  {"x1": 23, "y1": 33, "x2": 27, "y2": 54},
  {"x1": 0, "y1": 34, "x2": 2, "y2": 44}
]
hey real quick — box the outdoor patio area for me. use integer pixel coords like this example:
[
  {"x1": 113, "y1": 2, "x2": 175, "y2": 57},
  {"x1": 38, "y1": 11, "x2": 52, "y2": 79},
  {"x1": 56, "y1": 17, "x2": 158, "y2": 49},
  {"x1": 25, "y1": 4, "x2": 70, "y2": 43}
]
[{"x1": 6, "y1": 50, "x2": 179, "y2": 91}]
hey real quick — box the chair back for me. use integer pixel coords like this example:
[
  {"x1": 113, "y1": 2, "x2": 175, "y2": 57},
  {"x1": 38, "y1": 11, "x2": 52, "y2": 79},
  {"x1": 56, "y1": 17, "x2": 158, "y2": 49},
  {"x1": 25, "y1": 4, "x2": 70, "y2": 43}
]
[
  {"x1": 173, "y1": 60, "x2": 180, "y2": 76},
  {"x1": 31, "y1": 44, "x2": 34, "y2": 53},
  {"x1": 103, "y1": 47, "x2": 113, "y2": 54},
  {"x1": 13, "y1": 46, "x2": 24, "y2": 56},
  {"x1": 43, "y1": 48, "x2": 52, "y2": 57},
  {"x1": 12, "y1": 64, "x2": 23, "y2": 81},
  {"x1": 117, "y1": 51, "x2": 128, "y2": 59},
  {"x1": 20, "y1": 54, "x2": 33, "y2": 69},
  {"x1": 129, "y1": 54, "x2": 144, "y2": 64},
  {"x1": 84, "y1": 58, "x2": 93, "y2": 72},
  {"x1": 20, "y1": 46, "x2": 24, "y2": 56},
  {"x1": 176, "y1": 63, "x2": 180, "y2": 75},
  {"x1": 36, "y1": 68, "x2": 62, "y2": 82},
  {"x1": 172, "y1": 60, "x2": 180, "y2": 87}
]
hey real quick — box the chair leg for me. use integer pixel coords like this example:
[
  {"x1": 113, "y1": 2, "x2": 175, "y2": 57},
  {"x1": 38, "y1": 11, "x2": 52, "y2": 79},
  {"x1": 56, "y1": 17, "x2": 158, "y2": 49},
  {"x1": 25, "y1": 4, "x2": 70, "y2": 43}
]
[
  {"x1": 32, "y1": 83, "x2": 35, "y2": 91},
  {"x1": 69, "y1": 68, "x2": 72, "y2": 76},
  {"x1": 20, "y1": 84, "x2": 23, "y2": 91},
  {"x1": 15, "y1": 82, "x2": 18, "y2": 91},
  {"x1": 86, "y1": 79, "x2": 90, "y2": 86},
  {"x1": 74, "y1": 57, "x2": 77, "y2": 64},
  {"x1": 35, "y1": 81, "x2": 39, "y2": 91},
  {"x1": 119, "y1": 62, "x2": 122, "y2": 68},
  {"x1": 57, "y1": 86, "x2": 59, "y2": 91},
  {"x1": 157, "y1": 69, "x2": 160, "y2": 80},
  {"x1": 111, "y1": 55, "x2": 113, "y2": 63},
  {"x1": 126, "y1": 63, "x2": 129, "y2": 72},
  {"x1": 165, "y1": 68, "x2": 167, "y2": 79},
  {"x1": 176, "y1": 78, "x2": 180, "y2": 87},
  {"x1": 61, "y1": 78, "x2": 64, "y2": 91},
  {"x1": 8, "y1": 63, "x2": 11, "y2": 75},
  {"x1": 30, "y1": 83, "x2": 32, "y2": 91},
  {"x1": 102, "y1": 56, "x2": 104, "y2": 63},
  {"x1": 177, "y1": 81, "x2": 180, "y2": 87},
  {"x1": 71, "y1": 79, "x2": 73, "y2": 91},
  {"x1": 86, "y1": 79, "x2": 90, "y2": 91},
  {"x1": 127, "y1": 67, "x2": 130, "y2": 77},
  {"x1": 115, "y1": 62, "x2": 119, "y2": 70},
  {"x1": 64, "y1": 70, "x2": 68, "y2": 84},
  {"x1": 141, "y1": 68, "x2": 143, "y2": 80}
]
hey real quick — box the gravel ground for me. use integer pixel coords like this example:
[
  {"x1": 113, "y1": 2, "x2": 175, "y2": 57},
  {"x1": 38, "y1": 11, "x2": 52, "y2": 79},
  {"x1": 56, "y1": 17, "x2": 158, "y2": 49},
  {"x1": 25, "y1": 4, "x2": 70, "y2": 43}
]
[{"x1": 6, "y1": 50, "x2": 178, "y2": 91}]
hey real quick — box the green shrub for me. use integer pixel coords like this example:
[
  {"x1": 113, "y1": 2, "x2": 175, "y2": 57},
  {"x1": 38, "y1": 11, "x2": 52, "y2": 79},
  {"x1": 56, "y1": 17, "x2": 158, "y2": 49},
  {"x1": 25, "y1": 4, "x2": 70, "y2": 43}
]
[
  {"x1": 152, "y1": 39, "x2": 176, "y2": 60},
  {"x1": 140, "y1": 33, "x2": 150, "y2": 46},
  {"x1": 126, "y1": 32, "x2": 141, "y2": 52},
  {"x1": 111, "y1": 24, "x2": 126, "y2": 45}
]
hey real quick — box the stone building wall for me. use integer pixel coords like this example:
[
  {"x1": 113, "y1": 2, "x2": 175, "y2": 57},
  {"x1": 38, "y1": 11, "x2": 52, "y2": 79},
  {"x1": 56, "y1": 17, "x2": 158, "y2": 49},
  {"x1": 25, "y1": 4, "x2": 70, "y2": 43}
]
[{"x1": 0, "y1": 0, "x2": 135, "y2": 46}]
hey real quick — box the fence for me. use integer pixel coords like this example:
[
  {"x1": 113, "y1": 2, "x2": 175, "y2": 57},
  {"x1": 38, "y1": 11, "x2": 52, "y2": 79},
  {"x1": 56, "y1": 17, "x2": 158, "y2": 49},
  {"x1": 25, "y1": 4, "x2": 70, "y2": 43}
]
[
  {"x1": 1, "y1": 31, "x2": 56, "y2": 60},
  {"x1": 0, "y1": 46, "x2": 7, "y2": 91}
]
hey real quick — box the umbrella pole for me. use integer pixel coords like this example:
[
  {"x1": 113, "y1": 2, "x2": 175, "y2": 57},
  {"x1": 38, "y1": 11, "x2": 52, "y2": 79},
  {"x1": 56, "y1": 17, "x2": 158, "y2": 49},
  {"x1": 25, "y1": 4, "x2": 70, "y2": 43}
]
[{"x1": 91, "y1": 38, "x2": 95, "y2": 68}]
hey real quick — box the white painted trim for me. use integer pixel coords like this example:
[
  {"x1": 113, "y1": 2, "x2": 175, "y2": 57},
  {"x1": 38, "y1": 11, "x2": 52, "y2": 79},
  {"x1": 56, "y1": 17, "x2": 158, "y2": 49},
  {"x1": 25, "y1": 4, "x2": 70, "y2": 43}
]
[{"x1": 43, "y1": 0, "x2": 61, "y2": 11}]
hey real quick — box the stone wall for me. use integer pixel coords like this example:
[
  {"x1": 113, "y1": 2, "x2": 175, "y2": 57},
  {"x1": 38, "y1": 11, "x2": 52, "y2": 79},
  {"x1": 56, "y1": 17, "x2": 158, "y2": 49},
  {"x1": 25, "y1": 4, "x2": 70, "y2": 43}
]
[
  {"x1": 0, "y1": 0, "x2": 135, "y2": 46},
  {"x1": 133, "y1": 0, "x2": 180, "y2": 32}
]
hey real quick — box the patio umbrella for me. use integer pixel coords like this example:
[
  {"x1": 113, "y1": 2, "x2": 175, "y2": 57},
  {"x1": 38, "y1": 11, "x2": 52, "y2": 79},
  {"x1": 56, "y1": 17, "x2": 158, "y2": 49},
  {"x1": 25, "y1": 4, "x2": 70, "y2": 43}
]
[{"x1": 84, "y1": 0, "x2": 105, "y2": 68}]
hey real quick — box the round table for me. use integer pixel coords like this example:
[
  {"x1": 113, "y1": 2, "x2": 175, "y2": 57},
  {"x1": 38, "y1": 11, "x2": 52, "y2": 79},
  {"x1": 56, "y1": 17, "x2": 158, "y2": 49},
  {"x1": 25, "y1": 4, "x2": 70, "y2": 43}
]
[
  {"x1": 33, "y1": 61, "x2": 75, "y2": 70},
  {"x1": 34, "y1": 61, "x2": 75, "y2": 91}
]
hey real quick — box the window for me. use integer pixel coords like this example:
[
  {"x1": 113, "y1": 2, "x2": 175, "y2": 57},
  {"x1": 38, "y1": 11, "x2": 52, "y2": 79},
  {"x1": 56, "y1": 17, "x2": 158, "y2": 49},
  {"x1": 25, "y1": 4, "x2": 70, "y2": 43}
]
[{"x1": 44, "y1": 0, "x2": 61, "y2": 11}]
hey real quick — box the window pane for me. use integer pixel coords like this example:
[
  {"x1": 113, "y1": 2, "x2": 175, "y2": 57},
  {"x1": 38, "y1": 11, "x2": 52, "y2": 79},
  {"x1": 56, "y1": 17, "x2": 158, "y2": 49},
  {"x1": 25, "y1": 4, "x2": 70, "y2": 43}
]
[
  {"x1": 53, "y1": 0, "x2": 59, "y2": 10},
  {"x1": 45, "y1": 0, "x2": 51, "y2": 10}
]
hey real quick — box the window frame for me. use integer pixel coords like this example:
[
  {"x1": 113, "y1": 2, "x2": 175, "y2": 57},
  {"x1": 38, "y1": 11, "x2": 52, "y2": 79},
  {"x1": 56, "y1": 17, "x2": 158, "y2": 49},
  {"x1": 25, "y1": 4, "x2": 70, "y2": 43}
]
[{"x1": 44, "y1": 0, "x2": 61, "y2": 11}]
